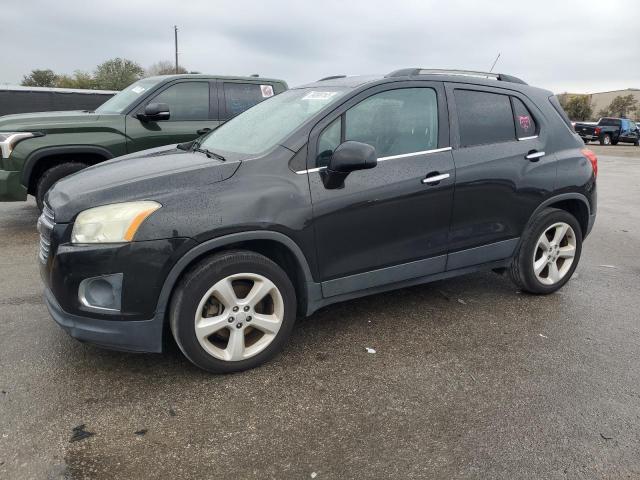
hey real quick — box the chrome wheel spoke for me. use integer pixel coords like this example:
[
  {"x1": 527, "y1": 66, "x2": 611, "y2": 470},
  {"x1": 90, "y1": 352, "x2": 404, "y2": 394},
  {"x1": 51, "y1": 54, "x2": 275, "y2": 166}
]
[
  {"x1": 225, "y1": 327, "x2": 246, "y2": 361},
  {"x1": 250, "y1": 313, "x2": 281, "y2": 334},
  {"x1": 195, "y1": 315, "x2": 228, "y2": 340},
  {"x1": 552, "y1": 223, "x2": 568, "y2": 245},
  {"x1": 558, "y1": 245, "x2": 576, "y2": 258},
  {"x1": 548, "y1": 261, "x2": 561, "y2": 283},
  {"x1": 244, "y1": 278, "x2": 275, "y2": 308},
  {"x1": 212, "y1": 278, "x2": 238, "y2": 309},
  {"x1": 534, "y1": 257, "x2": 547, "y2": 275},
  {"x1": 538, "y1": 235, "x2": 551, "y2": 252}
]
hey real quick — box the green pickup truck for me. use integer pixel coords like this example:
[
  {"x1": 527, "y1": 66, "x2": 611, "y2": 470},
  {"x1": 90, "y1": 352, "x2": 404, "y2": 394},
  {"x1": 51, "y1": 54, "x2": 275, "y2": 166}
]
[{"x1": 0, "y1": 74, "x2": 287, "y2": 209}]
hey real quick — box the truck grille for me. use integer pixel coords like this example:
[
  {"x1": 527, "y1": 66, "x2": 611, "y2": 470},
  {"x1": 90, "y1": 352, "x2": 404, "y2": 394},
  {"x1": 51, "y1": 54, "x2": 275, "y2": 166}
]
[{"x1": 37, "y1": 204, "x2": 55, "y2": 263}]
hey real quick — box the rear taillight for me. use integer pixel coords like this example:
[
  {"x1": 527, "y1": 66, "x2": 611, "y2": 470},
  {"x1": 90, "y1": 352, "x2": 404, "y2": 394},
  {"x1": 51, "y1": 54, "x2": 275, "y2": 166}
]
[
  {"x1": 594, "y1": 127, "x2": 601, "y2": 135},
  {"x1": 581, "y1": 148, "x2": 598, "y2": 177}
]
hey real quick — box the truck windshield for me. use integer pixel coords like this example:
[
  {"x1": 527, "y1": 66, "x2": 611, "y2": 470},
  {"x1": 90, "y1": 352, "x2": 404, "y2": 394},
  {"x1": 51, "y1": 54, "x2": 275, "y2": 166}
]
[
  {"x1": 96, "y1": 77, "x2": 165, "y2": 114},
  {"x1": 200, "y1": 87, "x2": 349, "y2": 155}
]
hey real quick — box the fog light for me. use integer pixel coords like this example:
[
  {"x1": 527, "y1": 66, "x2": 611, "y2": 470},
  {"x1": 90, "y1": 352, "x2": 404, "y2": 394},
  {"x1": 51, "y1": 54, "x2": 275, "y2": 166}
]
[{"x1": 78, "y1": 273, "x2": 123, "y2": 312}]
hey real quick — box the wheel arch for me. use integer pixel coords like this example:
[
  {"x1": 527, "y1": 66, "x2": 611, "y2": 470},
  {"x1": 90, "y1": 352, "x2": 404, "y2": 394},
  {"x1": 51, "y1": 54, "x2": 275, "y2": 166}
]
[
  {"x1": 22, "y1": 145, "x2": 114, "y2": 193},
  {"x1": 526, "y1": 193, "x2": 591, "y2": 239},
  {"x1": 156, "y1": 231, "x2": 320, "y2": 327}
]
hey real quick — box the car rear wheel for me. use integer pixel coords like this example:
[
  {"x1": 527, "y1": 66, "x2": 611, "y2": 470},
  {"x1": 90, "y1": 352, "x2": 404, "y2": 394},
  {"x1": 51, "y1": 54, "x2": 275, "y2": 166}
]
[
  {"x1": 35, "y1": 162, "x2": 87, "y2": 211},
  {"x1": 600, "y1": 134, "x2": 612, "y2": 146},
  {"x1": 170, "y1": 250, "x2": 297, "y2": 373},
  {"x1": 509, "y1": 208, "x2": 582, "y2": 294}
]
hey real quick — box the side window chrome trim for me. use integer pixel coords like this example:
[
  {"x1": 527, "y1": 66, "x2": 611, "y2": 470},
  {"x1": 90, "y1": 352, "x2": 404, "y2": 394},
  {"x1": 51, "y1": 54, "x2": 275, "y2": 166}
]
[
  {"x1": 518, "y1": 135, "x2": 538, "y2": 141},
  {"x1": 295, "y1": 147, "x2": 452, "y2": 174}
]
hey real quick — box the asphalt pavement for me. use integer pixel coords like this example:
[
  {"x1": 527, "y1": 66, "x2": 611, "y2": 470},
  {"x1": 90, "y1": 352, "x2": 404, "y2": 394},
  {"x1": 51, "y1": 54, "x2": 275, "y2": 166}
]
[{"x1": 1, "y1": 144, "x2": 639, "y2": 479}]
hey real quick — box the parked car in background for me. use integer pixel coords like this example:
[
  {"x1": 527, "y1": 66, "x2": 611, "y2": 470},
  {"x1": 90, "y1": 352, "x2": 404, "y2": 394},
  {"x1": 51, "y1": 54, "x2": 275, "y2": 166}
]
[
  {"x1": 574, "y1": 117, "x2": 639, "y2": 146},
  {"x1": 0, "y1": 75, "x2": 288, "y2": 209},
  {"x1": 0, "y1": 86, "x2": 117, "y2": 116},
  {"x1": 40, "y1": 68, "x2": 597, "y2": 373}
]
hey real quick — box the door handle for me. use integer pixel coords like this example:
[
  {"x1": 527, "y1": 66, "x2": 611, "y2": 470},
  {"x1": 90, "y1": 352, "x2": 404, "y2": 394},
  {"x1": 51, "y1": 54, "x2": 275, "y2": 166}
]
[
  {"x1": 197, "y1": 128, "x2": 212, "y2": 135},
  {"x1": 422, "y1": 172, "x2": 450, "y2": 185},
  {"x1": 526, "y1": 150, "x2": 545, "y2": 161}
]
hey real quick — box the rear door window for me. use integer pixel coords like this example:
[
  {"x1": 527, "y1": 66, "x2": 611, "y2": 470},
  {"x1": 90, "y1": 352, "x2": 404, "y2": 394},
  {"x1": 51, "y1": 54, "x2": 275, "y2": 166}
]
[
  {"x1": 223, "y1": 82, "x2": 274, "y2": 119},
  {"x1": 454, "y1": 90, "x2": 515, "y2": 147},
  {"x1": 511, "y1": 97, "x2": 537, "y2": 138}
]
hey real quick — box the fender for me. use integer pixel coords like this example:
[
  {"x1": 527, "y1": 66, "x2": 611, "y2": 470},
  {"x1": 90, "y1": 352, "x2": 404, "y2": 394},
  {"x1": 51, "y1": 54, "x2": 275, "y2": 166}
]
[
  {"x1": 21, "y1": 145, "x2": 115, "y2": 187},
  {"x1": 516, "y1": 192, "x2": 592, "y2": 252},
  {"x1": 154, "y1": 231, "x2": 322, "y2": 320}
]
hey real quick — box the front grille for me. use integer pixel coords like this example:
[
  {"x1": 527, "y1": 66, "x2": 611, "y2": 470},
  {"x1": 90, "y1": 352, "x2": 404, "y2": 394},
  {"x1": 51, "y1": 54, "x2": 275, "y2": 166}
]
[{"x1": 37, "y1": 204, "x2": 55, "y2": 263}]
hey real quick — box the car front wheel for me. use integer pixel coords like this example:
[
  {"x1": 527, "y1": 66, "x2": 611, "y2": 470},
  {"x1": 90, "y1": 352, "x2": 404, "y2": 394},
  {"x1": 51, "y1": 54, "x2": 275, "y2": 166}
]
[
  {"x1": 170, "y1": 250, "x2": 297, "y2": 373},
  {"x1": 509, "y1": 208, "x2": 582, "y2": 294}
]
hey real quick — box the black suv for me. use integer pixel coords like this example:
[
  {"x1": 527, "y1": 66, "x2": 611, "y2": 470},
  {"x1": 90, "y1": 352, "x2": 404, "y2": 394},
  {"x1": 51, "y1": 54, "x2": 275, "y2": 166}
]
[{"x1": 40, "y1": 69, "x2": 598, "y2": 373}]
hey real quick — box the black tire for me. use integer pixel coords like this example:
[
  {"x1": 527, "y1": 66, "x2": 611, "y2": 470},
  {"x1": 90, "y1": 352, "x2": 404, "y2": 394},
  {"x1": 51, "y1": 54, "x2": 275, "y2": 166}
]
[
  {"x1": 35, "y1": 162, "x2": 87, "y2": 211},
  {"x1": 509, "y1": 208, "x2": 582, "y2": 295},
  {"x1": 170, "y1": 250, "x2": 297, "y2": 373},
  {"x1": 634, "y1": 139, "x2": 639, "y2": 147},
  {"x1": 599, "y1": 134, "x2": 612, "y2": 146},
  {"x1": 612, "y1": 139, "x2": 619, "y2": 145}
]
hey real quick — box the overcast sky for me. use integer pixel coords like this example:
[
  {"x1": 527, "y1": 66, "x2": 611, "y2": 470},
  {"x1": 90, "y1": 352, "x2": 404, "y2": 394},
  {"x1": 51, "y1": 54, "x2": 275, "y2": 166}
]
[{"x1": 2, "y1": 0, "x2": 638, "y2": 93}]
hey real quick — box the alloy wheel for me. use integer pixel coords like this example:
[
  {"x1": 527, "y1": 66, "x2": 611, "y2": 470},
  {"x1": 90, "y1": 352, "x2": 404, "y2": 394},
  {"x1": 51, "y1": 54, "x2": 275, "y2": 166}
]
[
  {"x1": 194, "y1": 273, "x2": 284, "y2": 361},
  {"x1": 532, "y1": 222, "x2": 577, "y2": 285}
]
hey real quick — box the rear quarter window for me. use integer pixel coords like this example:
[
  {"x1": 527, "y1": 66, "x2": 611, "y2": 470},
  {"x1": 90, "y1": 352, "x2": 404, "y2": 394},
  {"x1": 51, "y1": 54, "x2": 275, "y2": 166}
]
[
  {"x1": 548, "y1": 95, "x2": 573, "y2": 129},
  {"x1": 223, "y1": 82, "x2": 275, "y2": 120},
  {"x1": 454, "y1": 89, "x2": 515, "y2": 147}
]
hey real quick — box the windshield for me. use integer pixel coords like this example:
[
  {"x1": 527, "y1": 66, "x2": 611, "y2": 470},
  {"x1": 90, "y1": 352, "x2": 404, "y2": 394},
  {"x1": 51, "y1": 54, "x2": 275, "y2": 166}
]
[
  {"x1": 96, "y1": 77, "x2": 165, "y2": 114},
  {"x1": 200, "y1": 87, "x2": 349, "y2": 155}
]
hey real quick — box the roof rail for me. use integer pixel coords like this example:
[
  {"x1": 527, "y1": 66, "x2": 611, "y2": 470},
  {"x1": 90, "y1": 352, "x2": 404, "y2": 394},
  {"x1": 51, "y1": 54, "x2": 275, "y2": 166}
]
[
  {"x1": 318, "y1": 75, "x2": 347, "y2": 81},
  {"x1": 385, "y1": 68, "x2": 527, "y2": 85}
]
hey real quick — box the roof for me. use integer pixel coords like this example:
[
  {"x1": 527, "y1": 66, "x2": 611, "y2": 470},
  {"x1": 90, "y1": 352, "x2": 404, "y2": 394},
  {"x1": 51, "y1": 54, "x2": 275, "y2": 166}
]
[
  {"x1": 0, "y1": 85, "x2": 117, "y2": 95},
  {"x1": 144, "y1": 74, "x2": 288, "y2": 84}
]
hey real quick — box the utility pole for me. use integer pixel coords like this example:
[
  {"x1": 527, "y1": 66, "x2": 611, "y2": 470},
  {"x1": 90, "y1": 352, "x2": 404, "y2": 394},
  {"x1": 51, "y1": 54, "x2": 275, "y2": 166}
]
[{"x1": 174, "y1": 26, "x2": 179, "y2": 74}]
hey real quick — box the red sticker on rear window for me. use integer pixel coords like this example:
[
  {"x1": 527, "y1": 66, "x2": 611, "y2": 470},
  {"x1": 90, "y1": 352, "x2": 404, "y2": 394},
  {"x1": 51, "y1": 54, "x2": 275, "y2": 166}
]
[{"x1": 519, "y1": 115, "x2": 531, "y2": 131}]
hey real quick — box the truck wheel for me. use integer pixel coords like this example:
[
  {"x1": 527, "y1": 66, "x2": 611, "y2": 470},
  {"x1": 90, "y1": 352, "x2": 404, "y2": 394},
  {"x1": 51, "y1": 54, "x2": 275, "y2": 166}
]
[
  {"x1": 612, "y1": 139, "x2": 619, "y2": 145},
  {"x1": 599, "y1": 134, "x2": 611, "y2": 146},
  {"x1": 170, "y1": 250, "x2": 297, "y2": 373},
  {"x1": 35, "y1": 162, "x2": 87, "y2": 211},
  {"x1": 509, "y1": 208, "x2": 582, "y2": 295},
  {"x1": 634, "y1": 139, "x2": 639, "y2": 147}
]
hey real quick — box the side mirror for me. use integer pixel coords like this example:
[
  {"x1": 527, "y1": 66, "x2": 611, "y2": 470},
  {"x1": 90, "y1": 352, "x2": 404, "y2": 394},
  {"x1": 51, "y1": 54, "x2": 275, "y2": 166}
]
[
  {"x1": 322, "y1": 141, "x2": 377, "y2": 189},
  {"x1": 139, "y1": 103, "x2": 170, "y2": 122}
]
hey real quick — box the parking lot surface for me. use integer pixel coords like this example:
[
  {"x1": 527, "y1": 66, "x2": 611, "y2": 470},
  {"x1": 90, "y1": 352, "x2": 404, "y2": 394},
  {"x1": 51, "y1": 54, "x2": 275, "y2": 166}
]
[{"x1": 1, "y1": 145, "x2": 639, "y2": 479}]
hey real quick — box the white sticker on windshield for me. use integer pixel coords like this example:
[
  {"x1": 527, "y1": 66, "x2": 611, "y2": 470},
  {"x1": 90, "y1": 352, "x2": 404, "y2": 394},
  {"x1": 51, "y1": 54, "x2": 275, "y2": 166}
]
[
  {"x1": 302, "y1": 91, "x2": 338, "y2": 101},
  {"x1": 131, "y1": 86, "x2": 146, "y2": 94},
  {"x1": 260, "y1": 85, "x2": 274, "y2": 98}
]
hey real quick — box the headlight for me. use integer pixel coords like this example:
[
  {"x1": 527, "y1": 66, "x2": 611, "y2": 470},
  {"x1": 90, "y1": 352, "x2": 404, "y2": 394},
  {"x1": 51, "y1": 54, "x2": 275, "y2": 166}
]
[
  {"x1": 71, "y1": 201, "x2": 161, "y2": 244},
  {"x1": 0, "y1": 132, "x2": 38, "y2": 158}
]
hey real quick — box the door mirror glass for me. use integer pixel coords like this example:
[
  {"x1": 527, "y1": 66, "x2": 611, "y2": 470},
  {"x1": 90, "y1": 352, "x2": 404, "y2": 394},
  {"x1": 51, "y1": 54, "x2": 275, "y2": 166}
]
[
  {"x1": 322, "y1": 141, "x2": 377, "y2": 189},
  {"x1": 141, "y1": 103, "x2": 170, "y2": 121}
]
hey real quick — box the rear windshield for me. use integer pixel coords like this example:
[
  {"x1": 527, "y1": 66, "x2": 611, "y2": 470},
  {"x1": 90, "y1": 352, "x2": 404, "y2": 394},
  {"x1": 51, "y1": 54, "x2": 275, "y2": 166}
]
[
  {"x1": 548, "y1": 95, "x2": 573, "y2": 129},
  {"x1": 599, "y1": 118, "x2": 621, "y2": 126}
]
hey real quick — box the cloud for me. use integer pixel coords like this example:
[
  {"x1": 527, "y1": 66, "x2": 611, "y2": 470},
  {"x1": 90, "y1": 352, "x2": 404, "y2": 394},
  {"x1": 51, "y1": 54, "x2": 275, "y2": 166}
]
[{"x1": 2, "y1": 0, "x2": 638, "y2": 93}]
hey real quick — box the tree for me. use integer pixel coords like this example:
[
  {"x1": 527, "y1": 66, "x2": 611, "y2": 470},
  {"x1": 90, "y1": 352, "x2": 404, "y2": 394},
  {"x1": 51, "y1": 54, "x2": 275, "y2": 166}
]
[
  {"x1": 603, "y1": 94, "x2": 638, "y2": 118},
  {"x1": 21, "y1": 69, "x2": 58, "y2": 87},
  {"x1": 147, "y1": 60, "x2": 188, "y2": 76},
  {"x1": 559, "y1": 94, "x2": 593, "y2": 121},
  {"x1": 55, "y1": 70, "x2": 95, "y2": 89},
  {"x1": 93, "y1": 58, "x2": 145, "y2": 90}
]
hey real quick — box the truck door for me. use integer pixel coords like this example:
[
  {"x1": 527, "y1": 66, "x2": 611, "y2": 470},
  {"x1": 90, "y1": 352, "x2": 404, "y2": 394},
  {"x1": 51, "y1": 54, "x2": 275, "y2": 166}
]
[{"x1": 125, "y1": 80, "x2": 221, "y2": 153}]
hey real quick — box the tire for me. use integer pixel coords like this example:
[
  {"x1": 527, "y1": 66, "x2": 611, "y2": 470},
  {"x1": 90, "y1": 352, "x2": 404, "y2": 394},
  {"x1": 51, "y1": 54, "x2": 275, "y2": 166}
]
[
  {"x1": 170, "y1": 250, "x2": 297, "y2": 373},
  {"x1": 634, "y1": 140, "x2": 639, "y2": 147},
  {"x1": 599, "y1": 134, "x2": 612, "y2": 146},
  {"x1": 509, "y1": 208, "x2": 582, "y2": 295},
  {"x1": 35, "y1": 162, "x2": 87, "y2": 211},
  {"x1": 612, "y1": 139, "x2": 619, "y2": 145}
]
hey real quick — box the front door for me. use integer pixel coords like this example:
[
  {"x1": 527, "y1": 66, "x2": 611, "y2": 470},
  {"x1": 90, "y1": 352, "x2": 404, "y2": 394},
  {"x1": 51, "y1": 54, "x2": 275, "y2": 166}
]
[
  {"x1": 445, "y1": 84, "x2": 556, "y2": 269},
  {"x1": 125, "y1": 80, "x2": 221, "y2": 153},
  {"x1": 307, "y1": 83, "x2": 455, "y2": 297}
]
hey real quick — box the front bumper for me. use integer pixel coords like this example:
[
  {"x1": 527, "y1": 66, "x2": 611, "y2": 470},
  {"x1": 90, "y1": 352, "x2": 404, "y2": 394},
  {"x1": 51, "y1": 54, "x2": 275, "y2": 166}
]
[
  {"x1": 0, "y1": 169, "x2": 28, "y2": 201},
  {"x1": 45, "y1": 288, "x2": 164, "y2": 352}
]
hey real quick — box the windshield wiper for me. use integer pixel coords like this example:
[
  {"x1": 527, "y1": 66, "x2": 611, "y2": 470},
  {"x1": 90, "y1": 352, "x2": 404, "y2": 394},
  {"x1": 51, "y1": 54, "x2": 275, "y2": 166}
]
[{"x1": 192, "y1": 145, "x2": 226, "y2": 162}]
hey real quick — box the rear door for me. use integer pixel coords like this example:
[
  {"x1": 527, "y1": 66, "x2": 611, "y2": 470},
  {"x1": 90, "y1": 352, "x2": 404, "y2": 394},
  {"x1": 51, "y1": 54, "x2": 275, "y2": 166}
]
[
  {"x1": 218, "y1": 80, "x2": 281, "y2": 121},
  {"x1": 307, "y1": 82, "x2": 455, "y2": 296},
  {"x1": 445, "y1": 84, "x2": 556, "y2": 269},
  {"x1": 125, "y1": 80, "x2": 220, "y2": 153}
]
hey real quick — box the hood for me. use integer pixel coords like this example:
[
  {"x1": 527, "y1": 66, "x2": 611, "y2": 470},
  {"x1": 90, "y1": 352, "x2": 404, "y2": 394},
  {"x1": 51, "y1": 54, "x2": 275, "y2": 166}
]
[
  {"x1": 47, "y1": 144, "x2": 241, "y2": 222},
  {"x1": 0, "y1": 110, "x2": 103, "y2": 130}
]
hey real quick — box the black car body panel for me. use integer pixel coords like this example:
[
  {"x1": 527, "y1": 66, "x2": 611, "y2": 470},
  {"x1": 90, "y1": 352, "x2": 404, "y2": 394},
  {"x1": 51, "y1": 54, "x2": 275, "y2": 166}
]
[{"x1": 40, "y1": 70, "x2": 597, "y2": 353}]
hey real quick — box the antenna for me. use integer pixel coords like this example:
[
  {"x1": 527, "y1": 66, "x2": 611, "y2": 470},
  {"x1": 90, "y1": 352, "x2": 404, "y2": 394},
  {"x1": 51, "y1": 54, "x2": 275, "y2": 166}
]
[
  {"x1": 174, "y1": 26, "x2": 179, "y2": 74},
  {"x1": 489, "y1": 53, "x2": 501, "y2": 73}
]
